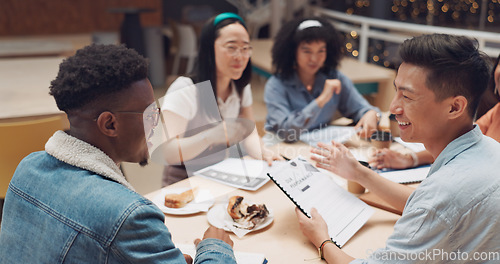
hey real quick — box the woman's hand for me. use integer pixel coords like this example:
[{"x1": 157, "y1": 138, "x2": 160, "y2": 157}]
[
  {"x1": 295, "y1": 207, "x2": 330, "y2": 248},
  {"x1": 369, "y1": 149, "x2": 415, "y2": 170},
  {"x1": 355, "y1": 110, "x2": 379, "y2": 139},
  {"x1": 315, "y1": 79, "x2": 341, "y2": 108},
  {"x1": 261, "y1": 147, "x2": 283, "y2": 166}
]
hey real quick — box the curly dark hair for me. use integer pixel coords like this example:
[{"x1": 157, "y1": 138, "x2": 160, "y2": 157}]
[
  {"x1": 272, "y1": 16, "x2": 344, "y2": 80},
  {"x1": 399, "y1": 34, "x2": 490, "y2": 118},
  {"x1": 49, "y1": 44, "x2": 148, "y2": 112}
]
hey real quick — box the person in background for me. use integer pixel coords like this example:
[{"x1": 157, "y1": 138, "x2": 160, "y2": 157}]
[
  {"x1": 298, "y1": 34, "x2": 500, "y2": 263},
  {"x1": 0, "y1": 44, "x2": 236, "y2": 264},
  {"x1": 264, "y1": 16, "x2": 380, "y2": 143},
  {"x1": 161, "y1": 12, "x2": 280, "y2": 186},
  {"x1": 370, "y1": 53, "x2": 500, "y2": 170}
]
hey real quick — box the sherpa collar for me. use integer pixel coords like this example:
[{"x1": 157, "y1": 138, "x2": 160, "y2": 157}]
[{"x1": 45, "y1": 130, "x2": 135, "y2": 191}]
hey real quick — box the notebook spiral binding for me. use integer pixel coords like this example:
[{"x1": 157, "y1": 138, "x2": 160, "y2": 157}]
[{"x1": 266, "y1": 173, "x2": 341, "y2": 248}]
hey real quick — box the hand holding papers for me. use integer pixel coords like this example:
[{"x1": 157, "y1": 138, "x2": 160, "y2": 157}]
[{"x1": 267, "y1": 157, "x2": 373, "y2": 247}]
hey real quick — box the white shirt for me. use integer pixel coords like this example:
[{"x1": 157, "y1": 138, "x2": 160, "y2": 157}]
[{"x1": 161, "y1": 76, "x2": 252, "y2": 136}]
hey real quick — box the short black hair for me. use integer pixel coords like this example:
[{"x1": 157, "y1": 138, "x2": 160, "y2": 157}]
[
  {"x1": 272, "y1": 16, "x2": 344, "y2": 80},
  {"x1": 49, "y1": 44, "x2": 148, "y2": 112},
  {"x1": 191, "y1": 16, "x2": 252, "y2": 99},
  {"x1": 399, "y1": 34, "x2": 490, "y2": 118}
]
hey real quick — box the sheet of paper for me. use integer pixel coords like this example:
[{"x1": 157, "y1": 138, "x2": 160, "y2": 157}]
[
  {"x1": 394, "y1": 137, "x2": 426, "y2": 152},
  {"x1": 195, "y1": 158, "x2": 286, "y2": 191},
  {"x1": 377, "y1": 165, "x2": 431, "y2": 184},
  {"x1": 268, "y1": 157, "x2": 373, "y2": 247},
  {"x1": 300, "y1": 125, "x2": 358, "y2": 146},
  {"x1": 176, "y1": 243, "x2": 266, "y2": 264}
]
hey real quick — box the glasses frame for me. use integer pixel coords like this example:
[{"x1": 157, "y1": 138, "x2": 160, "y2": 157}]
[
  {"x1": 222, "y1": 44, "x2": 253, "y2": 58},
  {"x1": 116, "y1": 107, "x2": 161, "y2": 127}
]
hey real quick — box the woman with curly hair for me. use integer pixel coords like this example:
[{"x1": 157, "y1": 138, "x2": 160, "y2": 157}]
[{"x1": 264, "y1": 17, "x2": 380, "y2": 142}]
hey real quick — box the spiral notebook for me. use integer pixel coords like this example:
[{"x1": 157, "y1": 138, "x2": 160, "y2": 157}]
[{"x1": 267, "y1": 156, "x2": 374, "y2": 247}]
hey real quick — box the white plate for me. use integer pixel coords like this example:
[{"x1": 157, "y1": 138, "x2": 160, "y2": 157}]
[
  {"x1": 152, "y1": 188, "x2": 214, "y2": 215},
  {"x1": 207, "y1": 203, "x2": 274, "y2": 233}
]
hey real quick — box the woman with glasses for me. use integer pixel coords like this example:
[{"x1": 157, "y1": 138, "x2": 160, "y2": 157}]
[
  {"x1": 264, "y1": 17, "x2": 381, "y2": 142},
  {"x1": 160, "y1": 13, "x2": 280, "y2": 186}
]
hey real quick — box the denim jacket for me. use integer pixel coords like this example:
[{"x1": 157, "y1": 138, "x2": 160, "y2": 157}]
[{"x1": 0, "y1": 131, "x2": 236, "y2": 264}]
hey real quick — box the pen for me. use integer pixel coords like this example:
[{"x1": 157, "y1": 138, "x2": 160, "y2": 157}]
[{"x1": 280, "y1": 154, "x2": 290, "y2": 161}]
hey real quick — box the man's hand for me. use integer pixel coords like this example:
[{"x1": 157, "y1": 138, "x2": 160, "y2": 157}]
[
  {"x1": 194, "y1": 226, "x2": 234, "y2": 248},
  {"x1": 295, "y1": 207, "x2": 330, "y2": 248},
  {"x1": 310, "y1": 140, "x2": 363, "y2": 182},
  {"x1": 183, "y1": 254, "x2": 193, "y2": 264}
]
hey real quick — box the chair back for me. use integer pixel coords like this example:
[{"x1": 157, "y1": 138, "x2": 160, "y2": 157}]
[
  {"x1": 0, "y1": 116, "x2": 64, "y2": 198},
  {"x1": 176, "y1": 24, "x2": 197, "y2": 57}
]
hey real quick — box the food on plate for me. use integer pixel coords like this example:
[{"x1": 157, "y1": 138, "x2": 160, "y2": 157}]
[
  {"x1": 227, "y1": 195, "x2": 269, "y2": 230},
  {"x1": 164, "y1": 187, "x2": 197, "y2": 208}
]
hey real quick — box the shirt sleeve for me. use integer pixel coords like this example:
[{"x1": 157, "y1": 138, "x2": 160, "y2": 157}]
[
  {"x1": 336, "y1": 72, "x2": 379, "y2": 123},
  {"x1": 353, "y1": 206, "x2": 451, "y2": 263},
  {"x1": 241, "y1": 84, "x2": 253, "y2": 108},
  {"x1": 162, "y1": 77, "x2": 198, "y2": 120},
  {"x1": 264, "y1": 76, "x2": 322, "y2": 142},
  {"x1": 110, "y1": 202, "x2": 187, "y2": 263},
  {"x1": 111, "y1": 202, "x2": 236, "y2": 264},
  {"x1": 195, "y1": 238, "x2": 237, "y2": 264}
]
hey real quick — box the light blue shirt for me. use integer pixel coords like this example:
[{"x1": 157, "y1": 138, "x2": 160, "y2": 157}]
[
  {"x1": 264, "y1": 70, "x2": 379, "y2": 142},
  {"x1": 353, "y1": 126, "x2": 500, "y2": 263}
]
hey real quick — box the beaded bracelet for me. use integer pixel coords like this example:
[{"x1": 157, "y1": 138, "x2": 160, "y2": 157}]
[{"x1": 318, "y1": 239, "x2": 334, "y2": 260}]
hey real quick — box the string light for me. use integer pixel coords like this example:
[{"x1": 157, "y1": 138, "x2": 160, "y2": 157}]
[{"x1": 341, "y1": 0, "x2": 500, "y2": 68}]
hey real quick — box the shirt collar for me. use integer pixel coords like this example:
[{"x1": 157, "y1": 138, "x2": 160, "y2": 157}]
[
  {"x1": 429, "y1": 125, "x2": 483, "y2": 175},
  {"x1": 45, "y1": 130, "x2": 135, "y2": 191},
  {"x1": 217, "y1": 81, "x2": 239, "y2": 105},
  {"x1": 284, "y1": 71, "x2": 329, "y2": 93}
]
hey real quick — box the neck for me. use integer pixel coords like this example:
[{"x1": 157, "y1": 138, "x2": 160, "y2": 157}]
[
  {"x1": 216, "y1": 75, "x2": 232, "y2": 102},
  {"x1": 68, "y1": 117, "x2": 120, "y2": 166},
  {"x1": 424, "y1": 119, "x2": 474, "y2": 160},
  {"x1": 297, "y1": 70, "x2": 315, "y2": 89}
]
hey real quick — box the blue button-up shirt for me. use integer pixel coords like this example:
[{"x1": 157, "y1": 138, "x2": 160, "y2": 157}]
[
  {"x1": 353, "y1": 126, "x2": 500, "y2": 263},
  {"x1": 264, "y1": 70, "x2": 378, "y2": 142}
]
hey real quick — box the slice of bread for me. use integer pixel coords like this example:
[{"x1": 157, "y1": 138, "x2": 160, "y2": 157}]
[{"x1": 164, "y1": 187, "x2": 197, "y2": 208}]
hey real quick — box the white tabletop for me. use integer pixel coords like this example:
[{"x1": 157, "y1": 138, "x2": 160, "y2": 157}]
[{"x1": 145, "y1": 140, "x2": 401, "y2": 262}]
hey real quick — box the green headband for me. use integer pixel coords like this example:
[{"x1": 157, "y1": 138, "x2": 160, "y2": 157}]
[{"x1": 213, "y1": 12, "x2": 245, "y2": 26}]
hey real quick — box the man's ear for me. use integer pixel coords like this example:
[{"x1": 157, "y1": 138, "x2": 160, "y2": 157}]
[
  {"x1": 96, "y1": 111, "x2": 118, "y2": 137},
  {"x1": 448, "y1": 95, "x2": 468, "y2": 120}
]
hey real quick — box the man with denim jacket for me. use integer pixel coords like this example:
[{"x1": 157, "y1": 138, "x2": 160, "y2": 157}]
[{"x1": 0, "y1": 44, "x2": 236, "y2": 263}]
